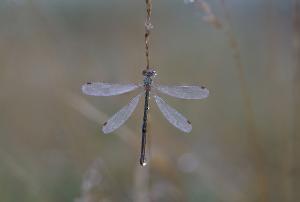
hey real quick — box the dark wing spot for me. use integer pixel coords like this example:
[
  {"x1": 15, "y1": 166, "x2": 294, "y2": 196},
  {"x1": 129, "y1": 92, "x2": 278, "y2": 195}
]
[
  {"x1": 103, "y1": 122, "x2": 107, "y2": 126},
  {"x1": 187, "y1": 120, "x2": 191, "y2": 124},
  {"x1": 201, "y1": 86, "x2": 206, "y2": 89},
  {"x1": 86, "y1": 82, "x2": 92, "y2": 85}
]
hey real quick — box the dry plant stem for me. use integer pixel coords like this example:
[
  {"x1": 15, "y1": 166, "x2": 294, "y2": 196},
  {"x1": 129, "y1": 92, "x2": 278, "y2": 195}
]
[
  {"x1": 220, "y1": 1, "x2": 268, "y2": 201},
  {"x1": 140, "y1": 0, "x2": 153, "y2": 166},
  {"x1": 291, "y1": 1, "x2": 300, "y2": 201},
  {"x1": 195, "y1": 0, "x2": 222, "y2": 29},
  {"x1": 145, "y1": 0, "x2": 152, "y2": 70}
]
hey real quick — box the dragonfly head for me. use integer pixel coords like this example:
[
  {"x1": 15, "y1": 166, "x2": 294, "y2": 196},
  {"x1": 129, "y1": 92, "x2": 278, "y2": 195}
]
[
  {"x1": 143, "y1": 69, "x2": 156, "y2": 88},
  {"x1": 142, "y1": 69, "x2": 157, "y2": 78}
]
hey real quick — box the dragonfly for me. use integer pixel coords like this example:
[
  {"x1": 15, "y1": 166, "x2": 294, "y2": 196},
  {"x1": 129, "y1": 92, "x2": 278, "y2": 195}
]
[{"x1": 81, "y1": 69, "x2": 209, "y2": 166}]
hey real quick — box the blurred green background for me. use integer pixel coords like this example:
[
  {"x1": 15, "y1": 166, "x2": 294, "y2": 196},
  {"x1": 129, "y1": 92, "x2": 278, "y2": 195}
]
[{"x1": 0, "y1": 0, "x2": 299, "y2": 201}]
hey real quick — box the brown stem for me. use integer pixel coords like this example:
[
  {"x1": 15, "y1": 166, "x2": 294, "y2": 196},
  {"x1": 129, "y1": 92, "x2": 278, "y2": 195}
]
[
  {"x1": 145, "y1": 0, "x2": 152, "y2": 70},
  {"x1": 220, "y1": 1, "x2": 269, "y2": 201}
]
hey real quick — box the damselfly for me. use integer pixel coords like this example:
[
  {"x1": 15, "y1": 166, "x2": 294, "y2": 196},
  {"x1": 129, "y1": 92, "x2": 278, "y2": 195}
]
[{"x1": 81, "y1": 69, "x2": 209, "y2": 166}]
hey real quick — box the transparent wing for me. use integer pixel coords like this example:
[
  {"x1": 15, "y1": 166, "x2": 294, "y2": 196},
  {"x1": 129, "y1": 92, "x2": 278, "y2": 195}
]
[
  {"x1": 154, "y1": 95, "x2": 192, "y2": 133},
  {"x1": 102, "y1": 93, "x2": 141, "y2": 134},
  {"x1": 82, "y1": 82, "x2": 139, "y2": 96},
  {"x1": 155, "y1": 85, "x2": 209, "y2": 99}
]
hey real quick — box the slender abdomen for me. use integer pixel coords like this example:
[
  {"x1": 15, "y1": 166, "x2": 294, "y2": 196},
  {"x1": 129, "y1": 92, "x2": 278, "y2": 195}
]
[{"x1": 140, "y1": 89, "x2": 150, "y2": 166}]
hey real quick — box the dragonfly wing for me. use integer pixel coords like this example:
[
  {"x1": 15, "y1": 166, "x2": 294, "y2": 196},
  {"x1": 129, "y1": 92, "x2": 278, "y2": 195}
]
[
  {"x1": 82, "y1": 82, "x2": 139, "y2": 96},
  {"x1": 102, "y1": 93, "x2": 141, "y2": 134},
  {"x1": 156, "y1": 85, "x2": 209, "y2": 99},
  {"x1": 154, "y1": 95, "x2": 192, "y2": 133}
]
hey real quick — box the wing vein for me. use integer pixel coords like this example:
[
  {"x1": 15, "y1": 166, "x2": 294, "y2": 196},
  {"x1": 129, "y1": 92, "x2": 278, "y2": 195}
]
[
  {"x1": 156, "y1": 85, "x2": 209, "y2": 99},
  {"x1": 154, "y1": 95, "x2": 192, "y2": 133},
  {"x1": 82, "y1": 82, "x2": 139, "y2": 96},
  {"x1": 102, "y1": 93, "x2": 141, "y2": 134}
]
